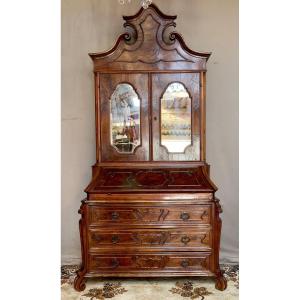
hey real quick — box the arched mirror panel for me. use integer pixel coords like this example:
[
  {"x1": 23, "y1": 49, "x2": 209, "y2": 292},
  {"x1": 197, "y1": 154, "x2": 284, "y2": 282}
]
[
  {"x1": 110, "y1": 83, "x2": 141, "y2": 153},
  {"x1": 160, "y1": 82, "x2": 192, "y2": 153}
]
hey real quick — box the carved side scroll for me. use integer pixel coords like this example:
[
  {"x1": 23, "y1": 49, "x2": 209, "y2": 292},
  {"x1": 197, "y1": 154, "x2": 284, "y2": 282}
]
[{"x1": 74, "y1": 200, "x2": 88, "y2": 291}]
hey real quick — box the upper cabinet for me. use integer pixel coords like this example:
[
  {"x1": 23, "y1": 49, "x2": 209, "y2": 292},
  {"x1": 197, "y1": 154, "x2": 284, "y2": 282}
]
[{"x1": 90, "y1": 4, "x2": 210, "y2": 163}]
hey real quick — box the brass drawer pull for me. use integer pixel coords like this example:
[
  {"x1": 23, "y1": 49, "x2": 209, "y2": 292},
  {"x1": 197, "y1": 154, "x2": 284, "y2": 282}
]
[
  {"x1": 181, "y1": 235, "x2": 191, "y2": 245},
  {"x1": 111, "y1": 235, "x2": 120, "y2": 244},
  {"x1": 111, "y1": 211, "x2": 119, "y2": 220},
  {"x1": 180, "y1": 212, "x2": 190, "y2": 221},
  {"x1": 111, "y1": 258, "x2": 119, "y2": 269},
  {"x1": 181, "y1": 260, "x2": 189, "y2": 268}
]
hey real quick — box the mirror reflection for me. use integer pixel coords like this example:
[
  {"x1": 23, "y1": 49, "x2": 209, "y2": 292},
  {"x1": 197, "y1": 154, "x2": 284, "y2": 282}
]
[
  {"x1": 110, "y1": 83, "x2": 140, "y2": 153},
  {"x1": 161, "y1": 82, "x2": 192, "y2": 153}
]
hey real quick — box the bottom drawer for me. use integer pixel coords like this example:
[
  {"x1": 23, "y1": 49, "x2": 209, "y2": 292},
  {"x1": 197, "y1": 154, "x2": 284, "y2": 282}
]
[{"x1": 88, "y1": 252, "x2": 213, "y2": 275}]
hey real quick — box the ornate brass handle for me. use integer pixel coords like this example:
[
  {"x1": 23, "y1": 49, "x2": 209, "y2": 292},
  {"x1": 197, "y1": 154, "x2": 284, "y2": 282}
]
[
  {"x1": 111, "y1": 211, "x2": 119, "y2": 220},
  {"x1": 111, "y1": 235, "x2": 119, "y2": 244},
  {"x1": 181, "y1": 260, "x2": 189, "y2": 268},
  {"x1": 111, "y1": 258, "x2": 119, "y2": 269},
  {"x1": 181, "y1": 235, "x2": 191, "y2": 245},
  {"x1": 180, "y1": 212, "x2": 190, "y2": 221}
]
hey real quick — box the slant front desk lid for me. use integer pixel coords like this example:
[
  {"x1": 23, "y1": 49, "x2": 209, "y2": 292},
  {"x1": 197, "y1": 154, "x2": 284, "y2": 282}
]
[{"x1": 85, "y1": 166, "x2": 217, "y2": 194}]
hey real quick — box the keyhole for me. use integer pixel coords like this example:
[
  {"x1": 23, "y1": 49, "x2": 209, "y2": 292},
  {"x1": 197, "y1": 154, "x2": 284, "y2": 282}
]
[{"x1": 153, "y1": 116, "x2": 157, "y2": 121}]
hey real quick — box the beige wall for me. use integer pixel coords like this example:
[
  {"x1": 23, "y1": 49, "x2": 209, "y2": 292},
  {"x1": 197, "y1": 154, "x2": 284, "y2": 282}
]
[{"x1": 62, "y1": 0, "x2": 239, "y2": 263}]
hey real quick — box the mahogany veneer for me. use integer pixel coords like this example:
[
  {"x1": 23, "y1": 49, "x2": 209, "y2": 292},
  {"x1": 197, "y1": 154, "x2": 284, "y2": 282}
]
[{"x1": 74, "y1": 4, "x2": 227, "y2": 292}]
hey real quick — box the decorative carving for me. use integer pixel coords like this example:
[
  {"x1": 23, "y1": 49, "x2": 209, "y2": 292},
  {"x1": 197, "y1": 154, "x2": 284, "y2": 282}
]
[
  {"x1": 132, "y1": 208, "x2": 170, "y2": 221},
  {"x1": 215, "y1": 198, "x2": 223, "y2": 214},
  {"x1": 158, "y1": 209, "x2": 170, "y2": 221},
  {"x1": 131, "y1": 232, "x2": 170, "y2": 245},
  {"x1": 199, "y1": 234, "x2": 207, "y2": 245},
  {"x1": 74, "y1": 273, "x2": 86, "y2": 292},
  {"x1": 93, "y1": 257, "x2": 120, "y2": 269},
  {"x1": 200, "y1": 210, "x2": 209, "y2": 220},
  {"x1": 134, "y1": 170, "x2": 168, "y2": 187},
  {"x1": 132, "y1": 255, "x2": 169, "y2": 269},
  {"x1": 132, "y1": 208, "x2": 150, "y2": 220},
  {"x1": 162, "y1": 21, "x2": 177, "y2": 45},
  {"x1": 214, "y1": 197, "x2": 227, "y2": 290},
  {"x1": 114, "y1": 14, "x2": 193, "y2": 65},
  {"x1": 123, "y1": 22, "x2": 138, "y2": 45},
  {"x1": 91, "y1": 233, "x2": 102, "y2": 242},
  {"x1": 180, "y1": 258, "x2": 208, "y2": 269}
]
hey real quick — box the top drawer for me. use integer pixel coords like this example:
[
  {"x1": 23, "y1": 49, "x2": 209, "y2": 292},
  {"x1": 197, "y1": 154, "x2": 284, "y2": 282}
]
[{"x1": 89, "y1": 205, "x2": 211, "y2": 226}]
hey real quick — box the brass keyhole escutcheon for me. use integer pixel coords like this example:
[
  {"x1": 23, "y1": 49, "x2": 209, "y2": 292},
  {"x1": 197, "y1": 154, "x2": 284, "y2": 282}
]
[
  {"x1": 181, "y1": 235, "x2": 191, "y2": 245},
  {"x1": 181, "y1": 260, "x2": 189, "y2": 268},
  {"x1": 111, "y1": 235, "x2": 119, "y2": 244},
  {"x1": 180, "y1": 212, "x2": 190, "y2": 221},
  {"x1": 111, "y1": 258, "x2": 119, "y2": 269},
  {"x1": 111, "y1": 211, "x2": 119, "y2": 220}
]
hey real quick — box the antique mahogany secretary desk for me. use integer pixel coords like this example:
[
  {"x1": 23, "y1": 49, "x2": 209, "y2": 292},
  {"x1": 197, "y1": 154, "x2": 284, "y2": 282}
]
[{"x1": 74, "y1": 4, "x2": 227, "y2": 291}]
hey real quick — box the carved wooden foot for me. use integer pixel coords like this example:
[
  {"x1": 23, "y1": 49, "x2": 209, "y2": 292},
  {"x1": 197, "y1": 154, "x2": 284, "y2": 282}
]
[
  {"x1": 215, "y1": 274, "x2": 227, "y2": 291},
  {"x1": 74, "y1": 271, "x2": 87, "y2": 292}
]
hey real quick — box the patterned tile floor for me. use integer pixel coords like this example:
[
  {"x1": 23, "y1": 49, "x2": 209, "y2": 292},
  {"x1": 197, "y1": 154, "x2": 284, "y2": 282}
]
[{"x1": 61, "y1": 265, "x2": 239, "y2": 300}]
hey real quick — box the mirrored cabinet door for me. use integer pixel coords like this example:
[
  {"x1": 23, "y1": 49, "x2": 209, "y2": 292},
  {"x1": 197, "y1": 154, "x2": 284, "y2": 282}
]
[
  {"x1": 99, "y1": 74, "x2": 149, "y2": 161},
  {"x1": 152, "y1": 73, "x2": 201, "y2": 161}
]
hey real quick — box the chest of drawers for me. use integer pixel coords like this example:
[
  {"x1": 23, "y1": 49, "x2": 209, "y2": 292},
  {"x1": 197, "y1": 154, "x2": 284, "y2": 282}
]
[{"x1": 74, "y1": 187, "x2": 226, "y2": 291}]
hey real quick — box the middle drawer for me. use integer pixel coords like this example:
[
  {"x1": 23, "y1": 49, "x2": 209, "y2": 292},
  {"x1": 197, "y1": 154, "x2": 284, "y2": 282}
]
[{"x1": 88, "y1": 227, "x2": 212, "y2": 252}]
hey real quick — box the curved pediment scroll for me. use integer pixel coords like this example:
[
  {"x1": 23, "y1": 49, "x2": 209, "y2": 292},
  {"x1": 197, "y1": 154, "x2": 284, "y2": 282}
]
[{"x1": 89, "y1": 4, "x2": 211, "y2": 72}]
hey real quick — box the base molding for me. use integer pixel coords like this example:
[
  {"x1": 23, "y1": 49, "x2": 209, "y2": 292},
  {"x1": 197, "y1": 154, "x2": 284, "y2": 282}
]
[{"x1": 61, "y1": 255, "x2": 239, "y2": 266}]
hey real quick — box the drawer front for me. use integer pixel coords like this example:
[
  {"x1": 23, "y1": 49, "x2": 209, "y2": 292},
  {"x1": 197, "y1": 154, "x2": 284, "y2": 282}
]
[
  {"x1": 88, "y1": 252, "x2": 212, "y2": 274},
  {"x1": 89, "y1": 205, "x2": 211, "y2": 226},
  {"x1": 88, "y1": 228, "x2": 212, "y2": 251}
]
